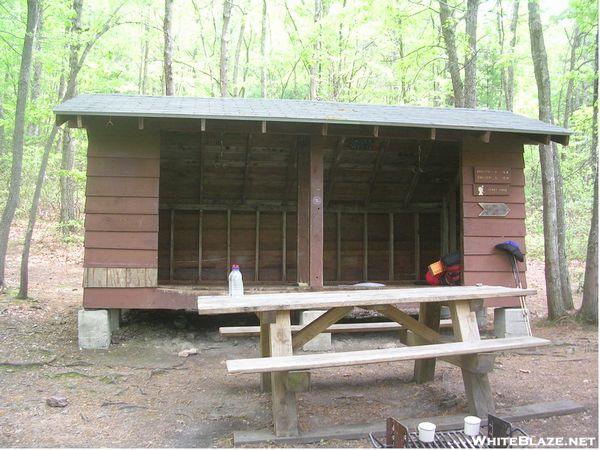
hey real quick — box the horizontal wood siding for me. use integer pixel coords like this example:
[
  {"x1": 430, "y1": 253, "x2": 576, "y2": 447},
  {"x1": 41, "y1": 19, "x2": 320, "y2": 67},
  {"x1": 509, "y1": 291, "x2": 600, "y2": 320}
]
[
  {"x1": 84, "y1": 126, "x2": 160, "y2": 282},
  {"x1": 461, "y1": 134, "x2": 526, "y2": 308},
  {"x1": 83, "y1": 288, "x2": 196, "y2": 310}
]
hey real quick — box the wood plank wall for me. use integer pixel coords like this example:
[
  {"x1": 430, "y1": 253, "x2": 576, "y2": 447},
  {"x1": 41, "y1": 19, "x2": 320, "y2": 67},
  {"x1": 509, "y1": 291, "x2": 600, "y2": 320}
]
[
  {"x1": 157, "y1": 131, "x2": 460, "y2": 284},
  {"x1": 461, "y1": 134, "x2": 526, "y2": 308},
  {"x1": 83, "y1": 126, "x2": 160, "y2": 307}
]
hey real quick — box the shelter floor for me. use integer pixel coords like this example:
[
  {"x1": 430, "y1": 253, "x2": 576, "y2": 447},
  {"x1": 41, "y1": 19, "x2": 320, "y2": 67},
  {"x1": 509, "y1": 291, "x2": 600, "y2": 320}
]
[{"x1": 0, "y1": 306, "x2": 597, "y2": 448}]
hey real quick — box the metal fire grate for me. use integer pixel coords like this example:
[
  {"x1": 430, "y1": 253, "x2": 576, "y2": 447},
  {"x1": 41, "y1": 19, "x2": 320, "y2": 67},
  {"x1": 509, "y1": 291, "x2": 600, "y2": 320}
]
[{"x1": 369, "y1": 414, "x2": 528, "y2": 448}]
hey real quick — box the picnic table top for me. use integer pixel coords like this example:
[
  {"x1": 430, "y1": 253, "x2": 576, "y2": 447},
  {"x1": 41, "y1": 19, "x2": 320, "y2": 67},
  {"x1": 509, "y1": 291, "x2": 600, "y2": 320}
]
[{"x1": 196, "y1": 285, "x2": 535, "y2": 315}]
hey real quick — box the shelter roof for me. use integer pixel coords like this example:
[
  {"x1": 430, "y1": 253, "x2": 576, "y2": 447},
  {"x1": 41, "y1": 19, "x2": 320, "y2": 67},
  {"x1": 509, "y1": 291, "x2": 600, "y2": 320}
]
[{"x1": 54, "y1": 94, "x2": 570, "y2": 143}]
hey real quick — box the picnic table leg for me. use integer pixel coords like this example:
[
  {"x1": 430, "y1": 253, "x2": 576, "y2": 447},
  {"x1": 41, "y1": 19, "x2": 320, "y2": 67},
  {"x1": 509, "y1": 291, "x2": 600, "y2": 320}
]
[
  {"x1": 413, "y1": 302, "x2": 442, "y2": 383},
  {"x1": 269, "y1": 310, "x2": 299, "y2": 436},
  {"x1": 259, "y1": 313, "x2": 271, "y2": 392},
  {"x1": 450, "y1": 299, "x2": 495, "y2": 417}
]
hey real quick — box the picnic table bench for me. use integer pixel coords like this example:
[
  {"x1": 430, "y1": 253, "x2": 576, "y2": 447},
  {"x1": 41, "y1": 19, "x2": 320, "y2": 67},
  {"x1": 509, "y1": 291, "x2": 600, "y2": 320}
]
[{"x1": 196, "y1": 285, "x2": 550, "y2": 438}]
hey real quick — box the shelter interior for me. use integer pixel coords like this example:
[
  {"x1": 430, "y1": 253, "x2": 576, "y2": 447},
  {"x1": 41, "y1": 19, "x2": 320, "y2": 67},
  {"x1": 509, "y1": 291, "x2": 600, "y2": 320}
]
[{"x1": 157, "y1": 130, "x2": 460, "y2": 286}]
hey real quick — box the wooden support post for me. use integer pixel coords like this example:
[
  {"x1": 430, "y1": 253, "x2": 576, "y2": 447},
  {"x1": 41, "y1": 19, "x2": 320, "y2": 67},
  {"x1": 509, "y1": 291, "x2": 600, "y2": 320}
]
[
  {"x1": 259, "y1": 312, "x2": 272, "y2": 392},
  {"x1": 441, "y1": 196, "x2": 449, "y2": 255},
  {"x1": 413, "y1": 302, "x2": 442, "y2": 383},
  {"x1": 138, "y1": 117, "x2": 144, "y2": 130},
  {"x1": 198, "y1": 210, "x2": 203, "y2": 281},
  {"x1": 389, "y1": 213, "x2": 394, "y2": 281},
  {"x1": 169, "y1": 209, "x2": 175, "y2": 281},
  {"x1": 448, "y1": 190, "x2": 457, "y2": 251},
  {"x1": 282, "y1": 211, "x2": 287, "y2": 282},
  {"x1": 336, "y1": 212, "x2": 342, "y2": 282},
  {"x1": 309, "y1": 136, "x2": 324, "y2": 289},
  {"x1": 414, "y1": 212, "x2": 420, "y2": 280},
  {"x1": 227, "y1": 209, "x2": 231, "y2": 274},
  {"x1": 199, "y1": 133, "x2": 204, "y2": 202},
  {"x1": 297, "y1": 137, "x2": 311, "y2": 284},
  {"x1": 449, "y1": 300, "x2": 495, "y2": 417},
  {"x1": 363, "y1": 212, "x2": 368, "y2": 281},
  {"x1": 200, "y1": 118, "x2": 206, "y2": 131},
  {"x1": 269, "y1": 310, "x2": 299, "y2": 437},
  {"x1": 255, "y1": 210, "x2": 260, "y2": 282}
]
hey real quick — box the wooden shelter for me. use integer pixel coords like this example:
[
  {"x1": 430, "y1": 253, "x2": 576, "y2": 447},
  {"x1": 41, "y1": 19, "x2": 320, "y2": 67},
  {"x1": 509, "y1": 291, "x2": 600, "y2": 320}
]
[{"x1": 53, "y1": 95, "x2": 570, "y2": 311}]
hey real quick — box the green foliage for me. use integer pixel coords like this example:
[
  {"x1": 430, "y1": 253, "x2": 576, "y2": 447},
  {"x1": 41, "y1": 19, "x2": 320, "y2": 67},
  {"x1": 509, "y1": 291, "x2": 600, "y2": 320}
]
[{"x1": 0, "y1": 0, "x2": 596, "y2": 265}]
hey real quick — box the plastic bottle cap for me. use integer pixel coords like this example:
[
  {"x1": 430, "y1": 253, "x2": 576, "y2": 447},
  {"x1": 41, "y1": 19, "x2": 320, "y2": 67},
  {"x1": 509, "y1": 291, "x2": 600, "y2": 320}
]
[{"x1": 231, "y1": 264, "x2": 240, "y2": 270}]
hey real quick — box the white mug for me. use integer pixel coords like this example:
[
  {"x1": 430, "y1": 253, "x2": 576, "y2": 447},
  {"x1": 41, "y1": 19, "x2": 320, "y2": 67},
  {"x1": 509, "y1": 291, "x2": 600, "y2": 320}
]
[
  {"x1": 418, "y1": 422, "x2": 436, "y2": 443},
  {"x1": 464, "y1": 416, "x2": 482, "y2": 436}
]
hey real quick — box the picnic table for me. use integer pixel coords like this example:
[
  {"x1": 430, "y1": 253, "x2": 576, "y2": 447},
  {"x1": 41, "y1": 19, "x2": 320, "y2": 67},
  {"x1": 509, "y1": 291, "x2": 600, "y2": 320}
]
[{"x1": 196, "y1": 285, "x2": 549, "y2": 437}]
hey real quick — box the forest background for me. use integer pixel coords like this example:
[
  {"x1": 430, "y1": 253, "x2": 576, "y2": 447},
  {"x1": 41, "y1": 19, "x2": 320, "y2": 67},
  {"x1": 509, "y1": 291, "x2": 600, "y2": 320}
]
[{"x1": 0, "y1": 0, "x2": 597, "y2": 301}]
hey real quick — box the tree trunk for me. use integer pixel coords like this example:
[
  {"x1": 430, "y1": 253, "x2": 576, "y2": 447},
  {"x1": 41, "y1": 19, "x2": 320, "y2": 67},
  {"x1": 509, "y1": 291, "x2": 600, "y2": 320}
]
[
  {"x1": 505, "y1": 0, "x2": 519, "y2": 111},
  {"x1": 219, "y1": 0, "x2": 232, "y2": 97},
  {"x1": 17, "y1": 126, "x2": 59, "y2": 299},
  {"x1": 232, "y1": 8, "x2": 247, "y2": 97},
  {"x1": 438, "y1": 1, "x2": 464, "y2": 107},
  {"x1": 464, "y1": 0, "x2": 479, "y2": 108},
  {"x1": 59, "y1": 0, "x2": 83, "y2": 234},
  {"x1": 0, "y1": 0, "x2": 40, "y2": 290},
  {"x1": 310, "y1": 0, "x2": 323, "y2": 100},
  {"x1": 260, "y1": 0, "x2": 267, "y2": 98},
  {"x1": 579, "y1": 30, "x2": 599, "y2": 324},
  {"x1": 28, "y1": 6, "x2": 44, "y2": 136},
  {"x1": 563, "y1": 27, "x2": 581, "y2": 128},
  {"x1": 139, "y1": 22, "x2": 150, "y2": 95},
  {"x1": 527, "y1": 0, "x2": 565, "y2": 319},
  {"x1": 163, "y1": 0, "x2": 174, "y2": 95},
  {"x1": 553, "y1": 142, "x2": 574, "y2": 310}
]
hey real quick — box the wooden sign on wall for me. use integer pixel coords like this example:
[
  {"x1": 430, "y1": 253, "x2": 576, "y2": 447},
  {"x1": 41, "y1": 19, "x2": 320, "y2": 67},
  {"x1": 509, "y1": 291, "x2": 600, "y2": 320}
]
[
  {"x1": 474, "y1": 167, "x2": 512, "y2": 184},
  {"x1": 473, "y1": 184, "x2": 510, "y2": 196}
]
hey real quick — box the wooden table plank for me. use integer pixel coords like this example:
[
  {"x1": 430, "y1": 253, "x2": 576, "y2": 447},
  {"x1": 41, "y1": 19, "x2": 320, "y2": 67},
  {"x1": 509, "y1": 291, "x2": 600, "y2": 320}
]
[
  {"x1": 196, "y1": 285, "x2": 535, "y2": 314},
  {"x1": 227, "y1": 336, "x2": 550, "y2": 374}
]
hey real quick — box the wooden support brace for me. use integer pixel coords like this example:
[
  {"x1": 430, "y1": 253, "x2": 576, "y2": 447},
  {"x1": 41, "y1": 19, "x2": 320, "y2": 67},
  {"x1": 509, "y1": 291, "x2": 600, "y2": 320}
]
[
  {"x1": 430, "y1": 128, "x2": 436, "y2": 140},
  {"x1": 413, "y1": 302, "x2": 442, "y2": 383},
  {"x1": 255, "y1": 210, "x2": 260, "y2": 281},
  {"x1": 261, "y1": 121, "x2": 267, "y2": 133},
  {"x1": 449, "y1": 300, "x2": 495, "y2": 417},
  {"x1": 388, "y1": 213, "x2": 394, "y2": 281},
  {"x1": 363, "y1": 213, "x2": 368, "y2": 281},
  {"x1": 198, "y1": 210, "x2": 203, "y2": 281},
  {"x1": 259, "y1": 312, "x2": 272, "y2": 392},
  {"x1": 227, "y1": 209, "x2": 231, "y2": 273},
  {"x1": 269, "y1": 310, "x2": 299, "y2": 437},
  {"x1": 292, "y1": 306, "x2": 353, "y2": 350},
  {"x1": 169, "y1": 209, "x2": 175, "y2": 281},
  {"x1": 138, "y1": 117, "x2": 144, "y2": 130},
  {"x1": 336, "y1": 212, "x2": 342, "y2": 281},
  {"x1": 200, "y1": 118, "x2": 206, "y2": 131},
  {"x1": 414, "y1": 213, "x2": 420, "y2": 280},
  {"x1": 282, "y1": 211, "x2": 287, "y2": 282}
]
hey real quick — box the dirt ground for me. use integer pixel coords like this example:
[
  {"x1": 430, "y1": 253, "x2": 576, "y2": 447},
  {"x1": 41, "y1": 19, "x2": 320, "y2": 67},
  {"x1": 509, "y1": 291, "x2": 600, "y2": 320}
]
[{"x1": 0, "y1": 221, "x2": 598, "y2": 448}]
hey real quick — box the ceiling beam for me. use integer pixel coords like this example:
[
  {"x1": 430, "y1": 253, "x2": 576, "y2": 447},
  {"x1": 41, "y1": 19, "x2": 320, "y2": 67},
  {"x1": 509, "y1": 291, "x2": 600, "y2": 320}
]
[
  {"x1": 479, "y1": 131, "x2": 491, "y2": 143},
  {"x1": 404, "y1": 144, "x2": 432, "y2": 206}
]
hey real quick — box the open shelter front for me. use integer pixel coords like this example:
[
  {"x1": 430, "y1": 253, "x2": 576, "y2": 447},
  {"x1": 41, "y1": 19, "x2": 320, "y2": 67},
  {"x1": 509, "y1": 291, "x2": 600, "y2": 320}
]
[
  {"x1": 158, "y1": 132, "x2": 459, "y2": 286},
  {"x1": 53, "y1": 95, "x2": 570, "y2": 311}
]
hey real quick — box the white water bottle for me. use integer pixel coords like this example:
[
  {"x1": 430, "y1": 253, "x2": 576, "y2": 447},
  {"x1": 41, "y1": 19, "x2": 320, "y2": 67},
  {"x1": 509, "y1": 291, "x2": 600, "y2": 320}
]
[{"x1": 228, "y1": 264, "x2": 244, "y2": 297}]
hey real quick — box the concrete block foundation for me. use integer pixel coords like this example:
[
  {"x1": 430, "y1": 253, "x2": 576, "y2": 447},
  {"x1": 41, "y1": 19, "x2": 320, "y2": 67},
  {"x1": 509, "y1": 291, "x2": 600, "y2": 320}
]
[
  {"x1": 300, "y1": 310, "x2": 332, "y2": 351},
  {"x1": 494, "y1": 307, "x2": 529, "y2": 338},
  {"x1": 78, "y1": 309, "x2": 120, "y2": 350}
]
